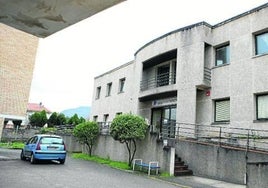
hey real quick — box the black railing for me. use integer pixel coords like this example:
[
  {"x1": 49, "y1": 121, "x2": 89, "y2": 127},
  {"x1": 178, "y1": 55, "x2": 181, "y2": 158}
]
[
  {"x1": 204, "y1": 67, "x2": 211, "y2": 82},
  {"x1": 140, "y1": 72, "x2": 176, "y2": 91},
  {"x1": 98, "y1": 122, "x2": 111, "y2": 135},
  {"x1": 159, "y1": 122, "x2": 268, "y2": 153}
]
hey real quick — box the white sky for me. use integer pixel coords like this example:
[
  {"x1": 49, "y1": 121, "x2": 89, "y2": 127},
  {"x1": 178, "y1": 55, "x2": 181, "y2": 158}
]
[{"x1": 29, "y1": 0, "x2": 268, "y2": 112}]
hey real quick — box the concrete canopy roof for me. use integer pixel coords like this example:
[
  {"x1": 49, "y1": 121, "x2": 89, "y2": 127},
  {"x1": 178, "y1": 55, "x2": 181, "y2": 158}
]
[{"x1": 0, "y1": 0, "x2": 125, "y2": 38}]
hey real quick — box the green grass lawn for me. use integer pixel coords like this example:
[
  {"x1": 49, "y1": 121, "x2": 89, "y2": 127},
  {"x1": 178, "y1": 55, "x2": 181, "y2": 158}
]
[
  {"x1": 71, "y1": 153, "x2": 171, "y2": 177},
  {"x1": 71, "y1": 153, "x2": 131, "y2": 170},
  {"x1": 0, "y1": 142, "x2": 24, "y2": 149}
]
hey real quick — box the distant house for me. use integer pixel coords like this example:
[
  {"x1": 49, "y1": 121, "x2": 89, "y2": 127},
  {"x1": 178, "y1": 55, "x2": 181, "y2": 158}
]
[{"x1": 27, "y1": 103, "x2": 52, "y2": 120}]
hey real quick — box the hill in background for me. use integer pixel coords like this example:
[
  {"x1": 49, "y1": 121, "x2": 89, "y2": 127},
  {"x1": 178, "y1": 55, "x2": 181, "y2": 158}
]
[{"x1": 61, "y1": 106, "x2": 91, "y2": 119}]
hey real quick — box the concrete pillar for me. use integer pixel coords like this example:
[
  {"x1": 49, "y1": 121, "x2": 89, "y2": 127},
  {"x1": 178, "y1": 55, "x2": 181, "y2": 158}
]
[
  {"x1": 169, "y1": 147, "x2": 175, "y2": 176},
  {"x1": 0, "y1": 117, "x2": 4, "y2": 141}
]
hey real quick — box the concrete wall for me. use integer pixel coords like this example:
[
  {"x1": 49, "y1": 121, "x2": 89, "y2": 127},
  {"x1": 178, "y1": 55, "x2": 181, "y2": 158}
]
[
  {"x1": 175, "y1": 141, "x2": 246, "y2": 184},
  {"x1": 0, "y1": 118, "x2": 3, "y2": 140},
  {"x1": 175, "y1": 140, "x2": 268, "y2": 185},
  {"x1": 91, "y1": 131, "x2": 171, "y2": 172},
  {"x1": 62, "y1": 135, "x2": 82, "y2": 153},
  {"x1": 247, "y1": 162, "x2": 268, "y2": 188}
]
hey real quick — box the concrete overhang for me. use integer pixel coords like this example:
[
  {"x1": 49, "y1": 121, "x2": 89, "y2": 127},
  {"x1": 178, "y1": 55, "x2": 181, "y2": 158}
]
[{"x1": 0, "y1": 0, "x2": 125, "y2": 38}]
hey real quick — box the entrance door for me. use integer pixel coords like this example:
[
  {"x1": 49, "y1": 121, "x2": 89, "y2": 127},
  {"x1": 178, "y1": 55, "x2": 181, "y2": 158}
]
[{"x1": 151, "y1": 106, "x2": 176, "y2": 138}]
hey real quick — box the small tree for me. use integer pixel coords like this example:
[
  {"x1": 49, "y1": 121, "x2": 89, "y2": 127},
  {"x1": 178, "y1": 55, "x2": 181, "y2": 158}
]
[
  {"x1": 57, "y1": 113, "x2": 67, "y2": 125},
  {"x1": 110, "y1": 114, "x2": 147, "y2": 166},
  {"x1": 73, "y1": 121, "x2": 99, "y2": 156},
  {"x1": 68, "y1": 114, "x2": 80, "y2": 125},
  {"x1": 29, "y1": 110, "x2": 48, "y2": 127},
  {"x1": 47, "y1": 112, "x2": 58, "y2": 127}
]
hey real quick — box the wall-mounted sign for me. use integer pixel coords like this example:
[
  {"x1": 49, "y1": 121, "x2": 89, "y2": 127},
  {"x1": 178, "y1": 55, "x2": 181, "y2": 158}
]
[{"x1": 152, "y1": 97, "x2": 177, "y2": 107}]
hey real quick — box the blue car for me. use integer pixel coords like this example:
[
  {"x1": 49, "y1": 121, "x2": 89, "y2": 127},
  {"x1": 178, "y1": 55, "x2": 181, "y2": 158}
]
[{"x1": 21, "y1": 134, "x2": 67, "y2": 164}]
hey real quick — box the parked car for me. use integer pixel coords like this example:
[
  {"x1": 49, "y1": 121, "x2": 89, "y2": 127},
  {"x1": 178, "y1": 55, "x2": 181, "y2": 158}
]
[{"x1": 20, "y1": 134, "x2": 66, "y2": 164}]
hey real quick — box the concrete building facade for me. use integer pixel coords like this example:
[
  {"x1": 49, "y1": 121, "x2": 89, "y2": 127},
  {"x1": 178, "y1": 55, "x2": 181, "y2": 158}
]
[
  {"x1": 0, "y1": 24, "x2": 39, "y2": 138},
  {"x1": 91, "y1": 3, "x2": 268, "y2": 136}
]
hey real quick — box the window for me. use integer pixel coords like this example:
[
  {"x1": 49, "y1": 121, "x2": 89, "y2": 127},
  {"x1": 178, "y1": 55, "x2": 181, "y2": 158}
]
[
  {"x1": 256, "y1": 94, "x2": 268, "y2": 120},
  {"x1": 93, "y1": 116, "x2": 98, "y2": 122},
  {"x1": 106, "y1": 83, "x2": 112, "y2": 96},
  {"x1": 256, "y1": 32, "x2": 268, "y2": 55},
  {"x1": 215, "y1": 99, "x2": 230, "y2": 122},
  {"x1": 95, "y1": 87, "x2": 101, "y2": 99},
  {"x1": 116, "y1": 112, "x2": 122, "y2": 116},
  {"x1": 119, "y1": 78, "x2": 125, "y2": 93},
  {"x1": 103, "y1": 114, "x2": 109, "y2": 122},
  {"x1": 215, "y1": 44, "x2": 230, "y2": 66}
]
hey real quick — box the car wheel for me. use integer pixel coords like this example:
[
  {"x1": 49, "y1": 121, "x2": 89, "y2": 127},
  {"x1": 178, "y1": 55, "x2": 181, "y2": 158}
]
[
  {"x1": 20, "y1": 150, "x2": 26, "y2": 161},
  {"x1": 59, "y1": 159, "x2": 65, "y2": 164},
  {"x1": 30, "y1": 153, "x2": 36, "y2": 164}
]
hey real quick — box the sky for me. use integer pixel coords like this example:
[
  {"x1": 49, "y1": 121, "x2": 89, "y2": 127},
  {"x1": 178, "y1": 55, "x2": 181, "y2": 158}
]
[{"x1": 29, "y1": 0, "x2": 268, "y2": 112}]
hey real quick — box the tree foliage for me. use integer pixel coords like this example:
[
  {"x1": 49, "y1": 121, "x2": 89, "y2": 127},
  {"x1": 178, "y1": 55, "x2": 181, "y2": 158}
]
[
  {"x1": 110, "y1": 114, "x2": 147, "y2": 166},
  {"x1": 29, "y1": 110, "x2": 48, "y2": 127},
  {"x1": 67, "y1": 114, "x2": 85, "y2": 125},
  {"x1": 73, "y1": 121, "x2": 99, "y2": 156}
]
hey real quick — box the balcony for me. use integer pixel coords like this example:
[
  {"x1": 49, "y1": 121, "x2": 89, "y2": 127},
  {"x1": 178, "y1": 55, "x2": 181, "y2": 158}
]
[{"x1": 140, "y1": 72, "x2": 176, "y2": 91}]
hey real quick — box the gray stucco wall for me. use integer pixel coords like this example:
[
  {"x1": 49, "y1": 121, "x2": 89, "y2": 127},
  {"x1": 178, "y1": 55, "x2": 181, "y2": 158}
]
[
  {"x1": 247, "y1": 162, "x2": 268, "y2": 188},
  {"x1": 175, "y1": 140, "x2": 268, "y2": 185},
  {"x1": 91, "y1": 131, "x2": 171, "y2": 172},
  {"x1": 175, "y1": 141, "x2": 247, "y2": 184}
]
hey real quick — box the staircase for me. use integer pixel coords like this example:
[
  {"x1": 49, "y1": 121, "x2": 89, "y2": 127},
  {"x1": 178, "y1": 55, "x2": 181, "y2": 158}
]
[{"x1": 174, "y1": 155, "x2": 193, "y2": 176}]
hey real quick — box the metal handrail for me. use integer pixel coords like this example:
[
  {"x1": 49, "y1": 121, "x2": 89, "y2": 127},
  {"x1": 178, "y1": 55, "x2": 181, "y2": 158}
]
[{"x1": 160, "y1": 122, "x2": 268, "y2": 152}]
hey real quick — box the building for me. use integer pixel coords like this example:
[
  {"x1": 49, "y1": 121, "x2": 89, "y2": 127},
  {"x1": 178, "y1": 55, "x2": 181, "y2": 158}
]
[
  {"x1": 0, "y1": 1, "x2": 124, "y2": 140},
  {"x1": 0, "y1": 24, "x2": 39, "y2": 133},
  {"x1": 27, "y1": 102, "x2": 52, "y2": 118},
  {"x1": 91, "y1": 3, "x2": 268, "y2": 138}
]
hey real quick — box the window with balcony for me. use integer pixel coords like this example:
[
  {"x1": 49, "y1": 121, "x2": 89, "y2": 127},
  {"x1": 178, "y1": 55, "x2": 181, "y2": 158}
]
[
  {"x1": 118, "y1": 78, "x2": 125, "y2": 93},
  {"x1": 255, "y1": 32, "x2": 268, "y2": 55},
  {"x1": 256, "y1": 94, "x2": 268, "y2": 120},
  {"x1": 95, "y1": 86, "x2": 101, "y2": 99},
  {"x1": 215, "y1": 44, "x2": 230, "y2": 66},
  {"x1": 106, "y1": 82, "x2": 112, "y2": 96},
  {"x1": 215, "y1": 99, "x2": 230, "y2": 122},
  {"x1": 140, "y1": 59, "x2": 176, "y2": 91}
]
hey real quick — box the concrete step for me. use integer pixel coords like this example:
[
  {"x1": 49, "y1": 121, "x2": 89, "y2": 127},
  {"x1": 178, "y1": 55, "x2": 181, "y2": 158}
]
[
  {"x1": 175, "y1": 161, "x2": 184, "y2": 166},
  {"x1": 174, "y1": 169, "x2": 193, "y2": 176},
  {"x1": 174, "y1": 165, "x2": 189, "y2": 171}
]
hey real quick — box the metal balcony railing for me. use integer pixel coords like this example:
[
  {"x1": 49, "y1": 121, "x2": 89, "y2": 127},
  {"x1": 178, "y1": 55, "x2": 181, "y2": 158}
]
[
  {"x1": 204, "y1": 67, "x2": 211, "y2": 82},
  {"x1": 140, "y1": 72, "x2": 176, "y2": 91},
  {"x1": 98, "y1": 122, "x2": 111, "y2": 135}
]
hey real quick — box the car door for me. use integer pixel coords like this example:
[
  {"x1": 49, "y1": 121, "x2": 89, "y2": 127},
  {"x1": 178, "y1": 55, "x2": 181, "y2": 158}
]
[{"x1": 24, "y1": 136, "x2": 38, "y2": 156}]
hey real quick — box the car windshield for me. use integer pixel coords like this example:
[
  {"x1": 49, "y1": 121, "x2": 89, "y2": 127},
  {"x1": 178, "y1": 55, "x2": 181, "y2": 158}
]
[{"x1": 40, "y1": 137, "x2": 63, "y2": 145}]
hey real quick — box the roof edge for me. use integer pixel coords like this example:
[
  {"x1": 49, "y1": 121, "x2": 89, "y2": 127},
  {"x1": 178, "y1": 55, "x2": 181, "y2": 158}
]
[
  {"x1": 94, "y1": 60, "x2": 134, "y2": 79},
  {"x1": 213, "y1": 2, "x2": 268, "y2": 28},
  {"x1": 135, "y1": 2, "x2": 268, "y2": 56},
  {"x1": 134, "y1": 22, "x2": 211, "y2": 56}
]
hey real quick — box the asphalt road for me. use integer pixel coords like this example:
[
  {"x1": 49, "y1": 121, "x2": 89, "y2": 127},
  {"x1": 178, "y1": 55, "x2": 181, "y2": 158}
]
[{"x1": 0, "y1": 149, "x2": 182, "y2": 188}]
